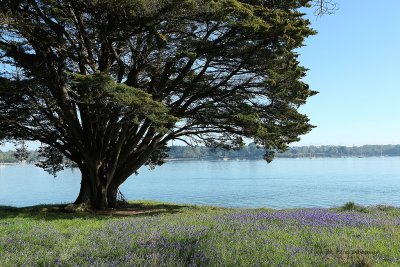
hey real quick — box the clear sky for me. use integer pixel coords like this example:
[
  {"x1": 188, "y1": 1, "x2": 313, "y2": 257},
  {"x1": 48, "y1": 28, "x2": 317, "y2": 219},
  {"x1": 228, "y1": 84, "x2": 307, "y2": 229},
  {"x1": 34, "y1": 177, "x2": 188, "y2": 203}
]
[{"x1": 296, "y1": 0, "x2": 400, "y2": 146}]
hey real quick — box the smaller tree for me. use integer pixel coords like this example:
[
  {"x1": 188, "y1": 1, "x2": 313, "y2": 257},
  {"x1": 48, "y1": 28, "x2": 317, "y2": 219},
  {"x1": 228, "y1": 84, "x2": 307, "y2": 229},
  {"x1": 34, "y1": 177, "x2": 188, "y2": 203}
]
[{"x1": 14, "y1": 141, "x2": 29, "y2": 163}]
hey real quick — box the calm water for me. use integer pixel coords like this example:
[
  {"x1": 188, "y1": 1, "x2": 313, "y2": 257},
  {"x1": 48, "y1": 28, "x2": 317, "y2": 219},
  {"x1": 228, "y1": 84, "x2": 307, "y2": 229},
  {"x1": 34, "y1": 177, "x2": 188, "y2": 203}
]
[{"x1": 1, "y1": 157, "x2": 400, "y2": 208}]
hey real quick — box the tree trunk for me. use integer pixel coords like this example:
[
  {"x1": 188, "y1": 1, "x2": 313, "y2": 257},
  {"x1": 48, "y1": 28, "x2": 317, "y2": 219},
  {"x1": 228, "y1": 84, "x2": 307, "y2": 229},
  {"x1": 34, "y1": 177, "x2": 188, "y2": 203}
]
[
  {"x1": 72, "y1": 153, "x2": 146, "y2": 210},
  {"x1": 107, "y1": 185, "x2": 119, "y2": 208},
  {"x1": 74, "y1": 176, "x2": 92, "y2": 205},
  {"x1": 95, "y1": 186, "x2": 109, "y2": 210},
  {"x1": 73, "y1": 170, "x2": 121, "y2": 210}
]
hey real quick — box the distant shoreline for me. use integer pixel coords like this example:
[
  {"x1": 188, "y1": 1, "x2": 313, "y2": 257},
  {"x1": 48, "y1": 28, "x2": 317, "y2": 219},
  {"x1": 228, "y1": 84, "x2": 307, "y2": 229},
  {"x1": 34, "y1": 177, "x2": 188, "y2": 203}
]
[
  {"x1": 167, "y1": 155, "x2": 398, "y2": 161},
  {"x1": 1, "y1": 155, "x2": 399, "y2": 165},
  {"x1": 2, "y1": 143, "x2": 400, "y2": 164}
]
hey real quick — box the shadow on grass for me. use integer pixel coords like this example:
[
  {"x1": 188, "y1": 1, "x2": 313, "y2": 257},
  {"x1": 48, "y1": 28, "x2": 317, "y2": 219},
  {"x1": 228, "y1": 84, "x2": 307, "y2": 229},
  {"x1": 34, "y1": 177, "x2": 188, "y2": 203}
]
[{"x1": 0, "y1": 201, "x2": 194, "y2": 221}]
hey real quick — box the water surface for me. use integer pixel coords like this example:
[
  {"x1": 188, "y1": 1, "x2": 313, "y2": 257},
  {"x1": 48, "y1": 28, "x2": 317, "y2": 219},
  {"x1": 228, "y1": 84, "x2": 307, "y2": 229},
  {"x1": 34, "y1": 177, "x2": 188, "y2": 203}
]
[{"x1": 0, "y1": 157, "x2": 399, "y2": 208}]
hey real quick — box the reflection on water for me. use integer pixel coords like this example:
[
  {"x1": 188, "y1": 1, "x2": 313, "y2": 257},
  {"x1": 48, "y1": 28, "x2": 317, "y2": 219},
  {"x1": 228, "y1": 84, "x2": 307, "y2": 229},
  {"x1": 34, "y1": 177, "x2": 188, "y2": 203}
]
[{"x1": 1, "y1": 157, "x2": 400, "y2": 208}]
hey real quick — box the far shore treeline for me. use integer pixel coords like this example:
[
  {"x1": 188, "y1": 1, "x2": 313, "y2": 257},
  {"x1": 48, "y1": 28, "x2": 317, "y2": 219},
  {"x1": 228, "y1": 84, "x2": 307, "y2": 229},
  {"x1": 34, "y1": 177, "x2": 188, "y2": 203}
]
[{"x1": 2, "y1": 144, "x2": 400, "y2": 164}]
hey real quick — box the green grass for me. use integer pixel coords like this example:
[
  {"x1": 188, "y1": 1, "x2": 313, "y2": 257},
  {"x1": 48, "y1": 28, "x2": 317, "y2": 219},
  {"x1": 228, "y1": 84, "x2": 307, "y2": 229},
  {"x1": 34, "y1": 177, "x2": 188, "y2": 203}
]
[{"x1": 1, "y1": 201, "x2": 400, "y2": 266}]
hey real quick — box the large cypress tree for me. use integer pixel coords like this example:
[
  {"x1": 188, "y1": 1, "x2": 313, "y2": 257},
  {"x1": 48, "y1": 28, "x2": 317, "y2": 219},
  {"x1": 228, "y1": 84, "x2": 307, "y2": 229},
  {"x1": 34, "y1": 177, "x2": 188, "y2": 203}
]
[{"x1": 0, "y1": 0, "x2": 317, "y2": 209}]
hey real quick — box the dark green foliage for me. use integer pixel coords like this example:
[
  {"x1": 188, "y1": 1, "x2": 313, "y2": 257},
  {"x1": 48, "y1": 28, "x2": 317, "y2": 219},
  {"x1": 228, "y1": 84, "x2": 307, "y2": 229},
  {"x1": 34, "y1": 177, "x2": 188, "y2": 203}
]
[
  {"x1": 35, "y1": 145, "x2": 65, "y2": 176},
  {"x1": 13, "y1": 141, "x2": 29, "y2": 163},
  {"x1": 145, "y1": 144, "x2": 170, "y2": 169},
  {"x1": 0, "y1": 0, "x2": 317, "y2": 208},
  {"x1": 341, "y1": 201, "x2": 357, "y2": 211},
  {"x1": 341, "y1": 202, "x2": 368, "y2": 213}
]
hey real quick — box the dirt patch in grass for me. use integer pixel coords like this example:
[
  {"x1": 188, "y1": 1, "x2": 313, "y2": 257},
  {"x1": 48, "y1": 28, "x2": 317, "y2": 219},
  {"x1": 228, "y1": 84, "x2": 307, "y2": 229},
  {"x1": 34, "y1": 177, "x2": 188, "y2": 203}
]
[{"x1": 94, "y1": 208, "x2": 165, "y2": 216}]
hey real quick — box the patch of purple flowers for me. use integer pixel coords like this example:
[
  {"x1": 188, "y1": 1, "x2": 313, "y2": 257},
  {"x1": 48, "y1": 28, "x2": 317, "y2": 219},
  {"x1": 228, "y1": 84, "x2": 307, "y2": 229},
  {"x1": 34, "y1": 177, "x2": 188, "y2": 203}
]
[{"x1": 228, "y1": 209, "x2": 397, "y2": 227}]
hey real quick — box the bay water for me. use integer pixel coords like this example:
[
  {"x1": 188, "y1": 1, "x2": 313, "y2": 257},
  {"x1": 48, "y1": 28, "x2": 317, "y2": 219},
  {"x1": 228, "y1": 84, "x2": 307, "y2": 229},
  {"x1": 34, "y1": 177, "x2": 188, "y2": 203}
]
[{"x1": 1, "y1": 157, "x2": 399, "y2": 208}]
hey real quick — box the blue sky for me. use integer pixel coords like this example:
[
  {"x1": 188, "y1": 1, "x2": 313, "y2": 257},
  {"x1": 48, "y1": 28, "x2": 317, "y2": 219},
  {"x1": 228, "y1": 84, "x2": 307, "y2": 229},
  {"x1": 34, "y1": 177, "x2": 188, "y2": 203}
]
[{"x1": 296, "y1": 0, "x2": 400, "y2": 146}]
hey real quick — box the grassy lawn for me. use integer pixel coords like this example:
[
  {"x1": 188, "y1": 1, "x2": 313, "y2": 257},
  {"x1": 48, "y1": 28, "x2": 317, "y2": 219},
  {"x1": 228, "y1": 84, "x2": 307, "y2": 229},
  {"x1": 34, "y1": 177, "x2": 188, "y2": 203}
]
[{"x1": 1, "y1": 201, "x2": 400, "y2": 266}]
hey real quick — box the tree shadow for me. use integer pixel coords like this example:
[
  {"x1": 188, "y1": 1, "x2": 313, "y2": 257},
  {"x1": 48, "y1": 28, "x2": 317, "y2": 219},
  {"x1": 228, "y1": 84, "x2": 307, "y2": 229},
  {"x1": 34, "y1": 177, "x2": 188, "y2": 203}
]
[
  {"x1": 94, "y1": 202, "x2": 194, "y2": 217},
  {"x1": 0, "y1": 201, "x2": 194, "y2": 221}
]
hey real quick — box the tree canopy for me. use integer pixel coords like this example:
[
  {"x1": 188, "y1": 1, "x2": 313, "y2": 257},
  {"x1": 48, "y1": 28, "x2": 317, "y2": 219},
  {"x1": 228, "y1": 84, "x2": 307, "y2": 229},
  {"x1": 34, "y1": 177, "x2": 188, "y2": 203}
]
[{"x1": 1, "y1": 0, "x2": 318, "y2": 209}]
